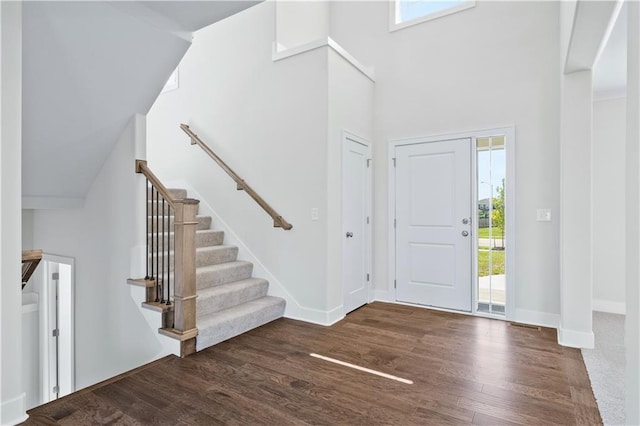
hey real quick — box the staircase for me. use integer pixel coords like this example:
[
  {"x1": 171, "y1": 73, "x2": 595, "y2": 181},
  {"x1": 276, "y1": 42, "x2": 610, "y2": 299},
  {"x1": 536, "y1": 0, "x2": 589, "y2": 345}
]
[{"x1": 133, "y1": 186, "x2": 285, "y2": 354}]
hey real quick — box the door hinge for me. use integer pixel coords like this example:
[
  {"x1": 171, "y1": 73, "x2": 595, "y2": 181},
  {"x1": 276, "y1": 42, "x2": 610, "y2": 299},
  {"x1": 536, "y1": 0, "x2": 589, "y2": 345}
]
[
  {"x1": 394, "y1": 218, "x2": 397, "y2": 228},
  {"x1": 392, "y1": 158, "x2": 396, "y2": 167},
  {"x1": 366, "y1": 273, "x2": 370, "y2": 282},
  {"x1": 52, "y1": 272, "x2": 59, "y2": 280},
  {"x1": 367, "y1": 159, "x2": 372, "y2": 168},
  {"x1": 394, "y1": 280, "x2": 397, "y2": 288},
  {"x1": 52, "y1": 386, "x2": 59, "y2": 394},
  {"x1": 52, "y1": 329, "x2": 59, "y2": 337},
  {"x1": 367, "y1": 216, "x2": 370, "y2": 224}
]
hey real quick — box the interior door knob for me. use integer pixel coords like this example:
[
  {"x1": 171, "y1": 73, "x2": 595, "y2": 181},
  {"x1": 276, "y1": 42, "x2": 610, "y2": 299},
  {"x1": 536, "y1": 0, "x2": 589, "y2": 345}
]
[{"x1": 346, "y1": 232, "x2": 354, "y2": 238}]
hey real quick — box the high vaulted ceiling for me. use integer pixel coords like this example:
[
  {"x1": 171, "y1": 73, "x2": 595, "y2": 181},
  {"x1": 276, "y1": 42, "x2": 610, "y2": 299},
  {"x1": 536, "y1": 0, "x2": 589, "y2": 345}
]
[{"x1": 22, "y1": 1, "x2": 259, "y2": 208}]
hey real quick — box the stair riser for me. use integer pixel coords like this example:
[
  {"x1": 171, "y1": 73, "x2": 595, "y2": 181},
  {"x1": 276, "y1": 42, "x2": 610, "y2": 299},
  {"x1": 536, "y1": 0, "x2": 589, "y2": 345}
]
[
  {"x1": 197, "y1": 281, "x2": 269, "y2": 317},
  {"x1": 149, "y1": 247, "x2": 238, "y2": 270},
  {"x1": 195, "y1": 298, "x2": 285, "y2": 351},
  {"x1": 147, "y1": 216, "x2": 211, "y2": 231},
  {"x1": 147, "y1": 188, "x2": 187, "y2": 200},
  {"x1": 197, "y1": 263, "x2": 253, "y2": 290},
  {"x1": 147, "y1": 231, "x2": 224, "y2": 249}
]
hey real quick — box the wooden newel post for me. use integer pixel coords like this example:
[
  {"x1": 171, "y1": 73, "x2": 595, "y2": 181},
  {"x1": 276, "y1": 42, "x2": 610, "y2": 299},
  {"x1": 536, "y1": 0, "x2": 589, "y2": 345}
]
[{"x1": 166, "y1": 198, "x2": 199, "y2": 356}]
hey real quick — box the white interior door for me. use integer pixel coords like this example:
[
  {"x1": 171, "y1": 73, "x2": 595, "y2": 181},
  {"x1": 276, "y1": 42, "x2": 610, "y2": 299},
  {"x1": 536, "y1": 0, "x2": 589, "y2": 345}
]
[
  {"x1": 343, "y1": 135, "x2": 371, "y2": 314},
  {"x1": 395, "y1": 138, "x2": 472, "y2": 311}
]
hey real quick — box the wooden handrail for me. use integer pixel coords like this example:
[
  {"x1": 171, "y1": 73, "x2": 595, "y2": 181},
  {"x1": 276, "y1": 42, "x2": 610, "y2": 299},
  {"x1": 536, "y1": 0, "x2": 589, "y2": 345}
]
[
  {"x1": 22, "y1": 249, "x2": 43, "y2": 289},
  {"x1": 179, "y1": 124, "x2": 293, "y2": 230},
  {"x1": 135, "y1": 160, "x2": 177, "y2": 208},
  {"x1": 136, "y1": 160, "x2": 176, "y2": 208}
]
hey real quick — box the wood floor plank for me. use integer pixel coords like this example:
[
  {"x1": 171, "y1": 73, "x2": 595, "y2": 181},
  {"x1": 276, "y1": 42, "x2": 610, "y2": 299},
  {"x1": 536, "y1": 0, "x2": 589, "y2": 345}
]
[{"x1": 25, "y1": 302, "x2": 602, "y2": 425}]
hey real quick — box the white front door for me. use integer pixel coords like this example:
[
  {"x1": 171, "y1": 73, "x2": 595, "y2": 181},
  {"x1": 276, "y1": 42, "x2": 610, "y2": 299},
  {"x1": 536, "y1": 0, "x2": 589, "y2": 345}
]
[
  {"x1": 343, "y1": 135, "x2": 371, "y2": 314},
  {"x1": 395, "y1": 138, "x2": 472, "y2": 311}
]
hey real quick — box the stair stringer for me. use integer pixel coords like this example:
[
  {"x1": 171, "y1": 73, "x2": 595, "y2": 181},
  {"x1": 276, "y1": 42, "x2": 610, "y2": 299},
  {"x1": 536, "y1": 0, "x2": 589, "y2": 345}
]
[{"x1": 165, "y1": 180, "x2": 344, "y2": 326}]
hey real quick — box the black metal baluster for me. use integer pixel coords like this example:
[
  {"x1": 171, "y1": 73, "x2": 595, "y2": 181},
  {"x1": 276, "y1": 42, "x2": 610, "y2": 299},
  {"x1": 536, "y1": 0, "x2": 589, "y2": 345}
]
[
  {"x1": 145, "y1": 180, "x2": 150, "y2": 280},
  {"x1": 152, "y1": 187, "x2": 159, "y2": 303},
  {"x1": 155, "y1": 189, "x2": 161, "y2": 303},
  {"x1": 159, "y1": 192, "x2": 164, "y2": 303},
  {"x1": 166, "y1": 203, "x2": 171, "y2": 307}
]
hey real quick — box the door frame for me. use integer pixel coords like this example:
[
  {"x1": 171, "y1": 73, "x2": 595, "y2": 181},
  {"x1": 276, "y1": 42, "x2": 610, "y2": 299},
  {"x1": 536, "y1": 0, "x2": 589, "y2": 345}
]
[
  {"x1": 388, "y1": 126, "x2": 516, "y2": 320},
  {"x1": 40, "y1": 253, "x2": 76, "y2": 402},
  {"x1": 342, "y1": 130, "x2": 373, "y2": 315}
]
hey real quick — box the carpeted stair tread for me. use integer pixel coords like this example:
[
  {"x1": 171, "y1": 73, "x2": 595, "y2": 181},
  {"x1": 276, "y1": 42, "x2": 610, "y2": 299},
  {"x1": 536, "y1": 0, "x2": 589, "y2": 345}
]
[
  {"x1": 147, "y1": 200, "x2": 200, "y2": 215},
  {"x1": 195, "y1": 245, "x2": 238, "y2": 266},
  {"x1": 151, "y1": 245, "x2": 239, "y2": 269},
  {"x1": 147, "y1": 188, "x2": 187, "y2": 200},
  {"x1": 196, "y1": 261, "x2": 253, "y2": 290},
  {"x1": 148, "y1": 229, "x2": 225, "y2": 249},
  {"x1": 196, "y1": 296, "x2": 285, "y2": 351},
  {"x1": 197, "y1": 278, "x2": 269, "y2": 316},
  {"x1": 148, "y1": 215, "x2": 212, "y2": 231}
]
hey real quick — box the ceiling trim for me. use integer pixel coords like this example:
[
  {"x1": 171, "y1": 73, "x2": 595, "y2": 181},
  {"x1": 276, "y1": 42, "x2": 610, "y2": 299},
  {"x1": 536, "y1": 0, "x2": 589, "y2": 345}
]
[{"x1": 565, "y1": 0, "x2": 623, "y2": 73}]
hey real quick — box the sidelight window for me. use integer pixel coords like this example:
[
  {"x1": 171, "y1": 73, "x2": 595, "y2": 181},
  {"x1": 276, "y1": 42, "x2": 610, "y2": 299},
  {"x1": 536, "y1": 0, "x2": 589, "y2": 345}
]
[{"x1": 476, "y1": 136, "x2": 506, "y2": 315}]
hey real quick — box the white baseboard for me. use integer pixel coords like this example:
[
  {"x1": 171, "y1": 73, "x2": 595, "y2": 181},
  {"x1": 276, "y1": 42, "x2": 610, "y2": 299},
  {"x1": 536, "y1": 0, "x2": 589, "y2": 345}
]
[
  {"x1": 371, "y1": 289, "x2": 393, "y2": 303},
  {"x1": 513, "y1": 308, "x2": 560, "y2": 329},
  {"x1": 558, "y1": 322, "x2": 595, "y2": 349},
  {"x1": 1, "y1": 392, "x2": 28, "y2": 425},
  {"x1": 287, "y1": 304, "x2": 345, "y2": 326},
  {"x1": 593, "y1": 299, "x2": 626, "y2": 315}
]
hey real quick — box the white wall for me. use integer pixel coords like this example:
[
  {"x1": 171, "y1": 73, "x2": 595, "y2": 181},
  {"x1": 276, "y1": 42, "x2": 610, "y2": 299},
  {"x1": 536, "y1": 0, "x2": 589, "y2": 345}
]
[
  {"x1": 21, "y1": 293, "x2": 39, "y2": 410},
  {"x1": 149, "y1": 1, "x2": 563, "y2": 327},
  {"x1": 329, "y1": 1, "x2": 562, "y2": 324},
  {"x1": 1, "y1": 1, "x2": 27, "y2": 423},
  {"x1": 22, "y1": 209, "x2": 34, "y2": 250},
  {"x1": 559, "y1": 69, "x2": 594, "y2": 348},
  {"x1": 148, "y1": 1, "x2": 331, "y2": 313},
  {"x1": 148, "y1": 0, "x2": 566, "y2": 326},
  {"x1": 326, "y1": 49, "x2": 374, "y2": 312},
  {"x1": 31, "y1": 115, "x2": 172, "y2": 390},
  {"x1": 593, "y1": 97, "x2": 626, "y2": 313},
  {"x1": 148, "y1": 1, "x2": 376, "y2": 322},
  {"x1": 626, "y1": 1, "x2": 640, "y2": 422},
  {"x1": 275, "y1": 1, "x2": 329, "y2": 51}
]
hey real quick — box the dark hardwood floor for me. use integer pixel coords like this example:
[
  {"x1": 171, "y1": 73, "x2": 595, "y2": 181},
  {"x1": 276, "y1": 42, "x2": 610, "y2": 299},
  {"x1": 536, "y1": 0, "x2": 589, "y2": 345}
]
[{"x1": 24, "y1": 302, "x2": 602, "y2": 425}]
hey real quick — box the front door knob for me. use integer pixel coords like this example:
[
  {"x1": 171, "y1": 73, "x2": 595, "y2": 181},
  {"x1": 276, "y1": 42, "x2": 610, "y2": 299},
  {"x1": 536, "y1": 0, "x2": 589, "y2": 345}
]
[{"x1": 461, "y1": 230, "x2": 469, "y2": 237}]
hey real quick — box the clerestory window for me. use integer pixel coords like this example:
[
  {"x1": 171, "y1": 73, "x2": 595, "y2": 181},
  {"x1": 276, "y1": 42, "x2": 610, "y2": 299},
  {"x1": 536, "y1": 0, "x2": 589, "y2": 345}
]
[{"x1": 390, "y1": 0, "x2": 475, "y2": 32}]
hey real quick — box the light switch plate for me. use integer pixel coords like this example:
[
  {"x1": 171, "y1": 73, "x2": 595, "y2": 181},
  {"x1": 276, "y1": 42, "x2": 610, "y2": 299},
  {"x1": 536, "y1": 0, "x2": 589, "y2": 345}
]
[
  {"x1": 311, "y1": 208, "x2": 319, "y2": 221},
  {"x1": 536, "y1": 209, "x2": 551, "y2": 222}
]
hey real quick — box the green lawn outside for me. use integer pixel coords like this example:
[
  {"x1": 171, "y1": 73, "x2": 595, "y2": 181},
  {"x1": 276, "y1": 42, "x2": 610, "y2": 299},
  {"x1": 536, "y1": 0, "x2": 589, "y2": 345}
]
[
  {"x1": 478, "y1": 249, "x2": 505, "y2": 277},
  {"x1": 477, "y1": 227, "x2": 504, "y2": 239}
]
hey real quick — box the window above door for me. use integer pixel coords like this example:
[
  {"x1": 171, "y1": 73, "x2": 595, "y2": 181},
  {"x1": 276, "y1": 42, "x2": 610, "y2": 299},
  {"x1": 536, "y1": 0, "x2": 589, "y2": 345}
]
[{"x1": 389, "y1": 0, "x2": 475, "y2": 32}]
